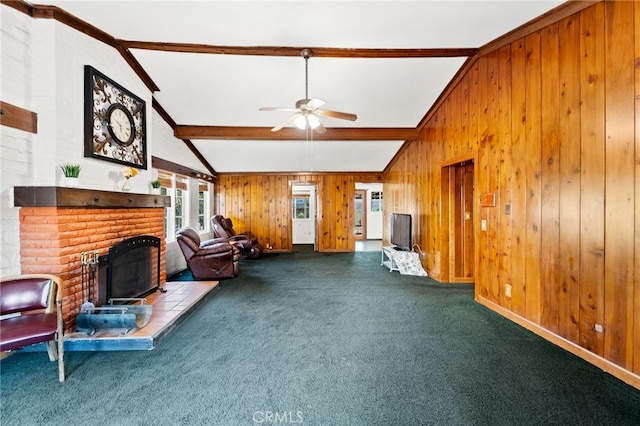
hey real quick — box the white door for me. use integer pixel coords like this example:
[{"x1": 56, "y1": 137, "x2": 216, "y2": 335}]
[{"x1": 292, "y1": 185, "x2": 316, "y2": 244}]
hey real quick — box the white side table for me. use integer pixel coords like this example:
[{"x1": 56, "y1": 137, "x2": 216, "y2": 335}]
[{"x1": 381, "y1": 245, "x2": 401, "y2": 272}]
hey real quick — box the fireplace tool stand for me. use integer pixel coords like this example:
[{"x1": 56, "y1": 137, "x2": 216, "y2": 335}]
[
  {"x1": 76, "y1": 251, "x2": 153, "y2": 336},
  {"x1": 79, "y1": 251, "x2": 98, "y2": 313}
]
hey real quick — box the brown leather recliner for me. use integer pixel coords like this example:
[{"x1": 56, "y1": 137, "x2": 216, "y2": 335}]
[
  {"x1": 176, "y1": 227, "x2": 240, "y2": 279},
  {"x1": 211, "y1": 215, "x2": 263, "y2": 259}
]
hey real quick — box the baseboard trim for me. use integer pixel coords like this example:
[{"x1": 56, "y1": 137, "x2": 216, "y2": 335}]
[{"x1": 476, "y1": 295, "x2": 640, "y2": 390}]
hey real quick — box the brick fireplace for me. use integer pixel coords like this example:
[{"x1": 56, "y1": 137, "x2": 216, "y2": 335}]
[{"x1": 14, "y1": 187, "x2": 171, "y2": 330}]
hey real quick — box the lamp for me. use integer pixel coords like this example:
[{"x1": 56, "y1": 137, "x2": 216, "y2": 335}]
[
  {"x1": 294, "y1": 113, "x2": 320, "y2": 130},
  {"x1": 294, "y1": 115, "x2": 306, "y2": 130},
  {"x1": 306, "y1": 114, "x2": 320, "y2": 129}
]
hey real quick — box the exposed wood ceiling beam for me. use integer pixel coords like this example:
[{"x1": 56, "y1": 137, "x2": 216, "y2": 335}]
[
  {"x1": 2, "y1": 0, "x2": 477, "y2": 62},
  {"x1": 23, "y1": 3, "x2": 116, "y2": 48},
  {"x1": 116, "y1": 45, "x2": 160, "y2": 92},
  {"x1": 152, "y1": 99, "x2": 217, "y2": 175},
  {"x1": 152, "y1": 156, "x2": 215, "y2": 182},
  {"x1": 1, "y1": 0, "x2": 31, "y2": 15},
  {"x1": 0, "y1": 101, "x2": 38, "y2": 133},
  {"x1": 3, "y1": 1, "x2": 161, "y2": 92},
  {"x1": 175, "y1": 126, "x2": 417, "y2": 141},
  {"x1": 120, "y1": 42, "x2": 478, "y2": 58}
]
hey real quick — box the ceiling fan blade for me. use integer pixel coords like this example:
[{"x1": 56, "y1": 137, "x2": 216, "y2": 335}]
[
  {"x1": 259, "y1": 106, "x2": 300, "y2": 113},
  {"x1": 306, "y1": 98, "x2": 326, "y2": 111},
  {"x1": 315, "y1": 109, "x2": 358, "y2": 121},
  {"x1": 271, "y1": 113, "x2": 301, "y2": 132},
  {"x1": 295, "y1": 98, "x2": 325, "y2": 111}
]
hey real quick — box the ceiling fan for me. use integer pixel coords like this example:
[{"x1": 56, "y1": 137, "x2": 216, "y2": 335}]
[{"x1": 259, "y1": 48, "x2": 357, "y2": 133}]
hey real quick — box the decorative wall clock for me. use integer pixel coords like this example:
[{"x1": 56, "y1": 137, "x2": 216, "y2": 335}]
[{"x1": 84, "y1": 65, "x2": 147, "y2": 169}]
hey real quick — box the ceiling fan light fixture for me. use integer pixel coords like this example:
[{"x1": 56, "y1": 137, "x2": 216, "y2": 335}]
[
  {"x1": 294, "y1": 115, "x2": 307, "y2": 130},
  {"x1": 307, "y1": 114, "x2": 320, "y2": 129},
  {"x1": 294, "y1": 113, "x2": 320, "y2": 130}
]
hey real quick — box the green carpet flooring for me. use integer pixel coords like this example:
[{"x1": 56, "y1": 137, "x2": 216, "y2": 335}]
[{"x1": 2, "y1": 251, "x2": 640, "y2": 425}]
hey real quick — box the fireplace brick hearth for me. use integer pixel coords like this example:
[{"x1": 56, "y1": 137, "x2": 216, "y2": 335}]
[{"x1": 14, "y1": 187, "x2": 170, "y2": 330}]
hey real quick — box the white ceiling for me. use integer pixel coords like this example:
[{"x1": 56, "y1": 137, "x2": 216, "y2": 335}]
[{"x1": 45, "y1": 0, "x2": 565, "y2": 174}]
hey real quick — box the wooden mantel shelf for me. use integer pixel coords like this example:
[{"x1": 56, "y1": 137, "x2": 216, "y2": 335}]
[{"x1": 14, "y1": 186, "x2": 171, "y2": 208}]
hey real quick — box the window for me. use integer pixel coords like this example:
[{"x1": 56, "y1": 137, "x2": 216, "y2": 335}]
[
  {"x1": 371, "y1": 191, "x2": 383, "y2": 212},
  {"x1": 175, "y1": 187, "x2": 185, "y2": 231},
  {"x1": 174, "y1": 175, "x2": 188, "y2": 234},
  {"x1": 293, "y1": 196, "x2": 310, "y2": 220},
  {"x1": 155, "y1": 170, "x2": 212, "y2": 240},
  {"x1": 160, "y1": 186, "x2": 169, "y2": 234},
  {"x1": 198, "y1": 180, "x2": 210, "y2": 231},
  {"x1": 157, "y1": 171, "x2": 189, "y2": 240}
]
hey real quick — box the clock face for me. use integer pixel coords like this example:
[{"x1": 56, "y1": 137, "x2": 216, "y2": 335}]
[
  {"x1": 84, "y1": 66, "x2": 147, "y2": 169},
  {"x1": 107, "y1": 104, "x2": 135, "y2": 146}
]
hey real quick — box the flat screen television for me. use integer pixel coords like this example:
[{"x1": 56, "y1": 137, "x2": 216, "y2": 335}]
[{"x1": 390, "y1": 213, "x2": 412, "y2": 251}]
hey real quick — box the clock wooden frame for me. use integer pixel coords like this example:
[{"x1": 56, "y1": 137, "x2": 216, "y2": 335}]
[{"x1": 84, "y1": 65, "x2": 147, "y2": 169}]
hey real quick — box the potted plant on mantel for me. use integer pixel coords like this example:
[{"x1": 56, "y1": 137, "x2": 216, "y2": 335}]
[
  {"x1": 150, "y1": 179, "x2": 161, "y2": 194},
  {"x1": 60, "y1": 164, "x2": 81, "y2": 188}
]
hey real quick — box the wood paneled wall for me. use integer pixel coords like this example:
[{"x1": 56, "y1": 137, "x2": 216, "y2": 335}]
[
  {"x1": 215, "y1": 173, "x2": 381, "y2": 252},
  {"x1": 383, "y1": 0, "x2": 640, "y2": 386}
]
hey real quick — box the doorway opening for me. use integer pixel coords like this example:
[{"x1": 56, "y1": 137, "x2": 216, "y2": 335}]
[
  {"x1": 355, "y1": 182, "x2": 383, "y2": 252},
  {"x1": 292, "y1": 183, "x2": 318, "y2": 252},
  {"x1": 354, "y1": 189, "x2": 366, "y2": 240},
  {"x1": 441, "y1": 157, "x2": 475, "y2": 283}
]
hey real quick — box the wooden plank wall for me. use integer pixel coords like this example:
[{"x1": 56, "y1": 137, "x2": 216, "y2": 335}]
[
  {"x1": 383, "y1": 0, "x2": 640, "y2": 383},
  {"x1": 214, "y1": 173, "x2": 381, "y2": 252}
]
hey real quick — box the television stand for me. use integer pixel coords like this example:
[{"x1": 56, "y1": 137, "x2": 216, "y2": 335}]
[{"x1": 381, "y1": 245, "x2": 403, "y2": 272}]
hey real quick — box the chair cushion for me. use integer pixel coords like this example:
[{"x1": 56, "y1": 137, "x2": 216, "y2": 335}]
[
  {"x1": 0, "y1": 278, "x2": 51, "y2": 315},
  {"x1": 221, "y1": 218, "x2": 238, "y2": 237},
  {"x1": 211, "y1": 215, "x2": 231, "y2": 239},
  {"x1": 199, "y1": 243, "x2": 233, "y2": 255},
  {"x1": 201, "y1": 237, "x2": 229, "y2": 246},
  {"x1": 0, "y1": 313, "x2": 58, "y2": 352}
]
